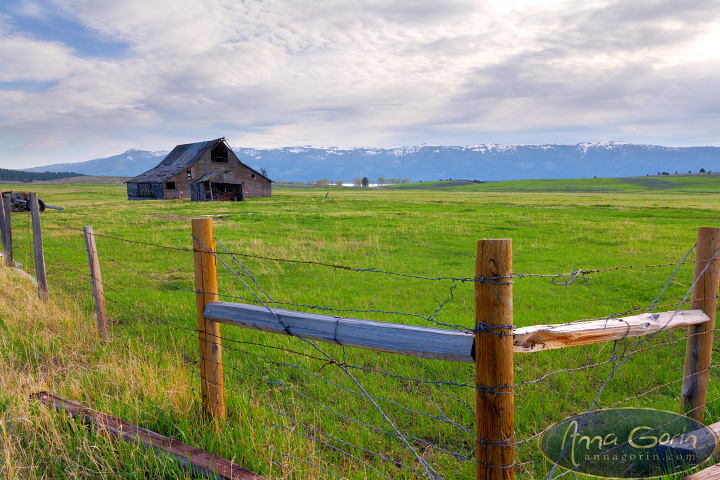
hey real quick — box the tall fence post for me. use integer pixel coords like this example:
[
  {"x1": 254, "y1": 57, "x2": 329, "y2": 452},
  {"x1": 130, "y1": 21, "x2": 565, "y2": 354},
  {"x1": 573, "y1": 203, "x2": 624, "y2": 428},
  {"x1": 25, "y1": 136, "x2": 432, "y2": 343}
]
[
  {"x1": 1, "y1": 195, "x2": 12, "y2": 267},
  {"x1": 30, "y1": 194, "x2": 49, "y2": 301},
  {"x1": 681, "y1": 227, "x2": 720, "y2": 422},
  {"x1": 192, "y1": 218, "x2": 226, "y2": 420},
  {"x1": 0, "y1": 194, "x2": 5, "y2": 264},
  {"x1": 83, "y1": 226, "x2": 110, "y2": 342},
  {"x1": 475, "y1": 239, "x2": 514, "y2": 480}
]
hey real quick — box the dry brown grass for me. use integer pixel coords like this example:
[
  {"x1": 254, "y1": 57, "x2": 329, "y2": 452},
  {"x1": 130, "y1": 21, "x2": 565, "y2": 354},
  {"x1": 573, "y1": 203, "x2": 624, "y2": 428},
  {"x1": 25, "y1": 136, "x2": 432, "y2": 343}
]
[{"x1": 0, "y1": 267, "x2": 196, "y2": 479}]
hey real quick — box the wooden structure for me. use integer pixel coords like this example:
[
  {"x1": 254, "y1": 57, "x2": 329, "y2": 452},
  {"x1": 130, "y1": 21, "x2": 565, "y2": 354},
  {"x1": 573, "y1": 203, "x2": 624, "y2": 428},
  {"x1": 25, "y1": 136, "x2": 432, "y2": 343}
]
[
  {"x1": 682, "y1": 227, "x2": 720, "y2": 421},
  {"x1": 29, "y1": 194, "x2": 49, "y2": 301},
  {"x1": 1, "y1": 192, "x2": 51, "y2": 299},
  {"x1": 203, "y1": 305, "x2": 711, "y2": 362},
  {"x1": 83, "y1": 226, "x2": 110, "y2": 342},
  {"x1": 190, "y1": 171, "x2": 243, "y2": 202},
  {"x1": 32, "y1": 392, "x2": 266, "y2": 480},
  {"x1": 475, "y1": 239, "x2": 514, "y2": 480},
  {"x1": 192, "y1": 218, "x2": 226, "y2": 419},
  {"x1": 125, "y1": 138, "x2": 271, "y2": 201},
  {"x1": 0, "y1": 195, "x2": 11, "y2": 266}
]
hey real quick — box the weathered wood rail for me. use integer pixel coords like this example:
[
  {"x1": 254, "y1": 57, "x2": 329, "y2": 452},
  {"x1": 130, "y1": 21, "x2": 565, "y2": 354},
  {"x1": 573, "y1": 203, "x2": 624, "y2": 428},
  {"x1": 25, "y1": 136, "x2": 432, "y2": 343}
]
[
  {"x1": 32, "y1": 391, "x2": 266, "y2": 480},
  {"x1": 204, "y1": 303, "x2": 710, "y2": 362},
  {"x1": 204, "y1": 302, "x2": 475, "y2": 362}
]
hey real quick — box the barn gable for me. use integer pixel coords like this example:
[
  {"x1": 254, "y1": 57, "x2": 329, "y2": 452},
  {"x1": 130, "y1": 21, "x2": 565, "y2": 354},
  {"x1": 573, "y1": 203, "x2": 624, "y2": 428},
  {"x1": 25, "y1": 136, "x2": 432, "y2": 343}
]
[{"x1": 125, "y1": 138, "x2": 271, "y2": 200}]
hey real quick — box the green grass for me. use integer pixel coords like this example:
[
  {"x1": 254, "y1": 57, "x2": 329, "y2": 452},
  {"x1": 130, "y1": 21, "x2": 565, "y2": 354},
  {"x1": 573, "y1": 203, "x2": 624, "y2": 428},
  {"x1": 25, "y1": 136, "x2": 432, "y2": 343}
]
[
  {"x1": 395, "y1": 174, "x2": 720, "y2": 194},
  {"x1": 2, "y1": 177, "x2": 720, "y2": 479}
]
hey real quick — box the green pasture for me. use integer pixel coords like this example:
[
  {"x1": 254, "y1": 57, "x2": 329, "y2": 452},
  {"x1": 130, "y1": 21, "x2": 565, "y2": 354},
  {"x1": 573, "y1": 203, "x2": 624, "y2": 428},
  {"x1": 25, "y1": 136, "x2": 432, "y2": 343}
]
[{"x1": 2, "y1": 175, "x2": 720, "y2": 479}]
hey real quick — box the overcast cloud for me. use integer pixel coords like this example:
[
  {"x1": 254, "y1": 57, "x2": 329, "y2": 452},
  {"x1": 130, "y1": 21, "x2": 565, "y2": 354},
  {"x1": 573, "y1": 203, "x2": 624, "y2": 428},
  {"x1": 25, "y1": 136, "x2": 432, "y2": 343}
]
[{"x1": 0, "y1": 0, "x2": 719, "y2": 168}]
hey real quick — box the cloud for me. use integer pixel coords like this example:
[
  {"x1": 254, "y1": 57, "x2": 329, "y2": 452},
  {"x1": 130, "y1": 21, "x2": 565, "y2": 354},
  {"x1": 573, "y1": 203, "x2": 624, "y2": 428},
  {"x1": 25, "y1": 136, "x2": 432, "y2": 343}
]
[
  {"x1": 1, "y1": 0, "x2": 720, "y2": 168},
  {"x1": 0, "y1": 35, "x2": 79, "y2": 81}
]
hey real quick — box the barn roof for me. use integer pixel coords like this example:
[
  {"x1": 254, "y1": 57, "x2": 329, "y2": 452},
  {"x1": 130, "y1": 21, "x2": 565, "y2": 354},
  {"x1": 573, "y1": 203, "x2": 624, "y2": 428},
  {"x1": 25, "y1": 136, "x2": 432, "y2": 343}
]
[{"x1": 125, "y1": 138, "x2": 274, "y2": 184}]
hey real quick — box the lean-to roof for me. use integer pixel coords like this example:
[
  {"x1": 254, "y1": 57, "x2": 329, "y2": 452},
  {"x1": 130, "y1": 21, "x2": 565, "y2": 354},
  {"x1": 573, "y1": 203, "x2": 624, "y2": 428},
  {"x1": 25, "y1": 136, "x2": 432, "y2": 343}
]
[{"x1": 190, "y1": 170, "x2": 239, "y2": 184}]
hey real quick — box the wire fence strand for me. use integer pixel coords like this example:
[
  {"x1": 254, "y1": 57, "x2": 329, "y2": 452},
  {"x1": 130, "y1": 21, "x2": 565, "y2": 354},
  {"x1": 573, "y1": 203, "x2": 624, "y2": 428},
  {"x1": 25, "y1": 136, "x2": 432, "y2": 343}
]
[{"x1": 7, "y1": 216, "x2": 719, "y2": 479}]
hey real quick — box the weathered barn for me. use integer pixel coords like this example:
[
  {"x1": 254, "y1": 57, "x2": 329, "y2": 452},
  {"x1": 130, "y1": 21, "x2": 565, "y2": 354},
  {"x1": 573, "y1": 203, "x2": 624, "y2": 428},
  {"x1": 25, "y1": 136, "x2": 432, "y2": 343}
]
[{"x1": 125, "y1": 138, "x2": 271, "y2": 201}]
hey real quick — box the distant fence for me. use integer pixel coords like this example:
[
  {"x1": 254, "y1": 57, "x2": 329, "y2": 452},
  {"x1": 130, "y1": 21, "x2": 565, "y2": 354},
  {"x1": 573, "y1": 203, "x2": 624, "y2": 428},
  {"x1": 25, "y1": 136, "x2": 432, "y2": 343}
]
[
  {"x1": 2, "y1": 191, "x2": 720, "y2": 479},
  {"x1": 71, "y1": 187, "x2": 126, "y2": 196}
]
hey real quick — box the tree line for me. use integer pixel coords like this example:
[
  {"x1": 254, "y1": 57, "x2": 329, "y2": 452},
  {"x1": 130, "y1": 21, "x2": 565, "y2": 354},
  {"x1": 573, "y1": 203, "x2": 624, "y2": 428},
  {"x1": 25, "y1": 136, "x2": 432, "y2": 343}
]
[{"x1": 0, "y1": 168, "x2": 85, "y2": 182}]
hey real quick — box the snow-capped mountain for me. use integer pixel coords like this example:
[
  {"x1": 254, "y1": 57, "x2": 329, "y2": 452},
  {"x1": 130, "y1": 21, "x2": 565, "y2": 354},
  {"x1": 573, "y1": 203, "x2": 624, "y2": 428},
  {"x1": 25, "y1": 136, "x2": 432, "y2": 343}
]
[
  {"x1": 23, "y1": 149, "x2": 168, "y2": 177},
  {"x1": 22, "y1": 143, "x2": 720, "y2": 182},
  {"x1": 232, "y1": 142, "x2": 720, "y2": 182}
]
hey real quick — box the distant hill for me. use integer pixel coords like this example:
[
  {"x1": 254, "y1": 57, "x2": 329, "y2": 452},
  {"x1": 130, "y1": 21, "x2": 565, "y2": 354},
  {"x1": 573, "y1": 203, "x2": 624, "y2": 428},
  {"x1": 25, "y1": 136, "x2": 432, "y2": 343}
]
[
  {"x1": 23, "y1": 142, "x2": 720, "y2": 182},
  {"x1": 0, "y1": 168, "x2": 85, "y2": 183}
]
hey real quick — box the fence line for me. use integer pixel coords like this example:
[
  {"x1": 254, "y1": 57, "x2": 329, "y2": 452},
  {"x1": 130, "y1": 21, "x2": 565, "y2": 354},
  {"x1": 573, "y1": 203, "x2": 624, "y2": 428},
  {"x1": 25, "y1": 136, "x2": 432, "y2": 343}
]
[
  {"x1": 3, "y1": 208, "x2": 719, "y2": 479},
  {"x1": 40, "y1": 218, "x2": 704, "y2": 283}
]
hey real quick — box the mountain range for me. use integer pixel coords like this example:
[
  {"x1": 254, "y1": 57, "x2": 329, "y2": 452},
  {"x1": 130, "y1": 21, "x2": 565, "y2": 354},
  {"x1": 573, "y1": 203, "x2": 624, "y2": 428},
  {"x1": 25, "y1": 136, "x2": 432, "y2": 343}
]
[{"x1": 23, "y1": 142, "x2": 720, "y2": 182}]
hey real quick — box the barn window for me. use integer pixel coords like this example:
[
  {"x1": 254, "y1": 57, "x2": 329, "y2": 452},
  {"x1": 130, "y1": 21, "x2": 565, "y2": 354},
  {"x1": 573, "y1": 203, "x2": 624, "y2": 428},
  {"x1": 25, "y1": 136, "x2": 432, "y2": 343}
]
[
  {"x1": 166, "y1": 181, "x2": 176, "y2": 189},
  {"x1": 187, "y1": 169, "x2": 192, "y2": 179},
  {"x1": 211, "y1": 144, "x2": 228, "y2": 163},
  {"x1": 251, "y1": 173, "x2": 256, "y2": 178}
]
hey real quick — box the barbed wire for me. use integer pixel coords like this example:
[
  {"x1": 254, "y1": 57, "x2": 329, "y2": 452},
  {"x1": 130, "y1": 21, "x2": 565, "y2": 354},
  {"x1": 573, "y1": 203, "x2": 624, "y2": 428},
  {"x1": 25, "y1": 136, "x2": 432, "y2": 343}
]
[
  {"x1": 216, "y1": 359, "x2": 478, "y2": 476},
  {"x1": 269, "y1": 448, "x2": 348, "y2": 479},
  {"x1": 38, "y1": 227, "x2": 720, "y2": 392},
  {"x1": 545, "y1": 245, "x2": 720, "y2": 480},
  {"x1": 38, "y1": 227, "x2": 470, "y2": 477},
  {"x1": 18, "y1": 219, "x2": 720, "y2": 478},
  {"x1": 36, "y1": 231, "x2": 720, "y2": 383},
  {"x1": 39, "y1": 217, "x2": 701, "y2": 285},
  {"x1": 195, "y1": 233, "x2": 444, "y2": 479},
  {"x1": 46, "y1": 228, "x2": 711, "y2": 339},
  {"x1": 38, "y1": 258, "x2": 348, "y2": 479},
  {"x1": 44, "y1": 233, "x2": 718, "y2": 424},
  {"x1": 44, "y1": 237, "x2": 483, "y2": 420}
]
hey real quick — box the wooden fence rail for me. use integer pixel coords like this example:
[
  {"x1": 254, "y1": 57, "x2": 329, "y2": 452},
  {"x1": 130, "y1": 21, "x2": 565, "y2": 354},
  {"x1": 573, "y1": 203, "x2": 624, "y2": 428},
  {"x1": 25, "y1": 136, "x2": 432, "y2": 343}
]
[
  {"x1": 204, "y1": 304, "x2": 710, "y2": 361},
  {"x1": 32, "y1": 391, "x2": 266, "y2": 480}
]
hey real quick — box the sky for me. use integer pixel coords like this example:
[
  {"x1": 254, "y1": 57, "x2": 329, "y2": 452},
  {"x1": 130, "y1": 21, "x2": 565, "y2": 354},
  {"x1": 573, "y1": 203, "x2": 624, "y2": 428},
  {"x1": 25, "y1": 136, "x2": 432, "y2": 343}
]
[{"x1": 1, "y1": 0, "x2": 719, "y2": 169}]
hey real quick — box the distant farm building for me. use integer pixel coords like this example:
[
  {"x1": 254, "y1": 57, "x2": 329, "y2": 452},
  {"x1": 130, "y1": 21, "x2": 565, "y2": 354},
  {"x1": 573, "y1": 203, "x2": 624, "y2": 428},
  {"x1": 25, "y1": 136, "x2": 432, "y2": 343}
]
[{"x1": 125, "y1": 138, "x2": 271, "y2": 201}]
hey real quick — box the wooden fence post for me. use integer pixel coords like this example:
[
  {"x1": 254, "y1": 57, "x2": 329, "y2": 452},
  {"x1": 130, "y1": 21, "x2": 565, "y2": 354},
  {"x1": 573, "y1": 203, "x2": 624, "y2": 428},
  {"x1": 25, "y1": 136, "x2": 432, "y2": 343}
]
[
  {"x1": 83, "y1": 226, "x2": 110, "y2": 342},
  {"x1": 0, "y1": 194, "x2": 5, "y2": 265},
  {"x1": 192, "y1": 218, "x2": 226, "y2": 420},
  {"x1": 1, "y1": 195, "x2": 12, "y2": 267},
  {"x1": 681, "y1": 227, "x2": 720, "y2": 422},
  {"x1": 30, "y1": 194, "x2": 49, "y2": 301},
  {"x1": 475, "y1": 239, "x2": 514, "y2": 480}
]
